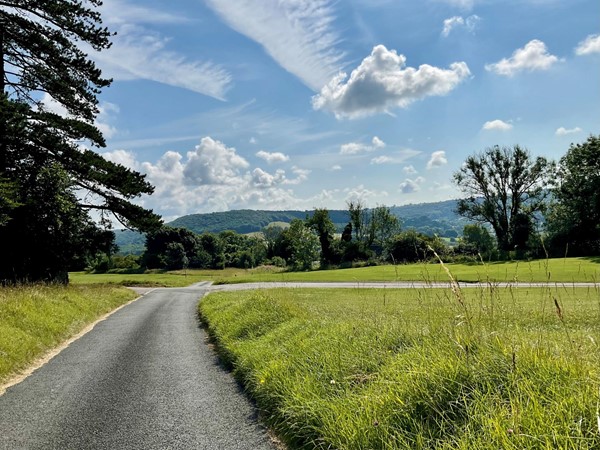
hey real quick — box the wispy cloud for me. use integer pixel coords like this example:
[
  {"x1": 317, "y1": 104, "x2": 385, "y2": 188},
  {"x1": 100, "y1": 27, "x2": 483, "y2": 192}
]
[
  {"x1": 313, "y1": 45, "x2": 470, "y2": 119},
  {"x1": 204, "y1": 0, "x2": 345, "y2": 91},
  {"x1": 555, "y1": 126, "x2": 582, "y2": 136},
  {"x1": 442, "y1": 15, "x2": 480, "y2": 37},
  {"x1": 91, "y1": 25, "x2": 232, "y2": 100},
  {"x1": 485, "y1": 39, "x2": 559, "y2": 76},
  {"x1": 101, "y1": 1, "x2": 191, "y2": 25},
  {"x1": 340, "y1": 136, "x2": 385, "y2": 155}
]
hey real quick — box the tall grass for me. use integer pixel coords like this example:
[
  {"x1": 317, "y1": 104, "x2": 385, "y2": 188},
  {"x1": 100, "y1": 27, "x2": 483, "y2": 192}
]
[
  {"x1": 200, "y1": 284, "x2": 600, "y2": 449},
  {"x1": 0, "y1": 284, "x2": 137, "y2": 383}
]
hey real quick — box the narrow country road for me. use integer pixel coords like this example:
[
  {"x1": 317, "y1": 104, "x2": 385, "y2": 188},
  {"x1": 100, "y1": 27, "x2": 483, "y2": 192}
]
[{"x1": 0, "y1": 282, "x2": 277, "y2": 450}]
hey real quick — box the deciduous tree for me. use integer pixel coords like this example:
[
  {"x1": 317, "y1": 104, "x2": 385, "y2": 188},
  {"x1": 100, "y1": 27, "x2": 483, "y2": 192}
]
[
  {"x1": 546, "y1": 135, "x2": 600, "y2": 255},
  {"x1": 453, "y1": 145, "x2": 552, "y2": 253}
]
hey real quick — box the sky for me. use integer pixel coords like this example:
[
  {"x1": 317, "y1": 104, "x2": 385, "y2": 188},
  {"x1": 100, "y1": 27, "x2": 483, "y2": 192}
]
[{"x1": 82, "y1": 0, "x2": 599, "y2": 221}]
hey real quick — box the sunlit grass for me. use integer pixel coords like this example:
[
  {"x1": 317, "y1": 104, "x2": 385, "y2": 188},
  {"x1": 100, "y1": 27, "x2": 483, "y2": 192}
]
[
  {"x1": 0, "y1": 284, "x2": 137, "y2": 383},
  {"x1": 200, "y1": 284, "x2": 600, "y2": 448},
  {"x1": 70, "y1": 257, "x2": 600, "y2": 286}
]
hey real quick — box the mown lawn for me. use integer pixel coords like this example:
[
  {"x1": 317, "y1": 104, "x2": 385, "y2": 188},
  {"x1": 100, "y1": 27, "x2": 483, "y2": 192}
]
[
  {"x1": 0, "y1": 284, "x2": 137, "y2": 385},
  {"x1": 200, "y1": 285, "x2": 600, "y2": 449},
  {"x1": 70, "y1": 257, "x2": 600, "y2": 286}
]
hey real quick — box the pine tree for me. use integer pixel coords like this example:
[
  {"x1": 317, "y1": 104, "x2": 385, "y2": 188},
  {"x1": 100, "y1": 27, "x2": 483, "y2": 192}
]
[{"x1": 0, "y1": 1, "x2": 162, "y2": 282}]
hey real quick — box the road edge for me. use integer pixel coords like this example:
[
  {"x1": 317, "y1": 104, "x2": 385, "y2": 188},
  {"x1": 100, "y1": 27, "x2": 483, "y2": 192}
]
[{"x1": 0, "y1": 288, "x2": 155, "y2": 397}]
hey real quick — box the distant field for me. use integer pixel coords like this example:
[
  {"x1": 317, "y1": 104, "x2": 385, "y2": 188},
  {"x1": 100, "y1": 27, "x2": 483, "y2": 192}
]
[
  {"x1": 200, "y1": 286, "x2": 600, "y2": 449},
  {"x1": 70, "y1": 257, "x2": 600, "y2": 286},
  {"x1": 0, "y1": 285, "x2": 137, "y2": 385}
]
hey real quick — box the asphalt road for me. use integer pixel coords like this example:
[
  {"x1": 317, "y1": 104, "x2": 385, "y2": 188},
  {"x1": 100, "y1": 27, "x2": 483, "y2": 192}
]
[{"x1": 0, "y1": 282, "x2": 277, "y2": 450}]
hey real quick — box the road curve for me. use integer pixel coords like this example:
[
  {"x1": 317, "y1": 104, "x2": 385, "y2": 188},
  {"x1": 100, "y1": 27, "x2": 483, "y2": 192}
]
[{"x1": 0, "y1": 283, "x2": 276, "y2": 450}]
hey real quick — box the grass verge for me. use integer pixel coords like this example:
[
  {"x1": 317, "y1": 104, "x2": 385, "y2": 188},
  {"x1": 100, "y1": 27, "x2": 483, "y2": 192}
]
[
  {"x1": 0, "y1": 284, "x2": 137, "y2": 385},
  {"x1": 200, "y1": 285, "x2": 600, "y2": 449}
]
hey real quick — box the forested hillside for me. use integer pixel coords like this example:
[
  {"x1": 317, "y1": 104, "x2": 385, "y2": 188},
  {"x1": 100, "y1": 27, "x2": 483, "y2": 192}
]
[{"x1": 115, "y1": 200, "x2": 464, "y2": 255}]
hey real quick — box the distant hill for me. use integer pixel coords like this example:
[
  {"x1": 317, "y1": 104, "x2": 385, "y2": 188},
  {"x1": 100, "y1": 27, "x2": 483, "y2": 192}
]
[{"x1": 114, "y1": 200, "x2": 467, "y2": 254}]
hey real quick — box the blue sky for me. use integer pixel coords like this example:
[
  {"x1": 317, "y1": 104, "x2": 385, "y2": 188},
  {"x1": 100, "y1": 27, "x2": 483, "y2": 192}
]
[{"x1": 82, "y1": 0, "x2": 599, "y2": 220}]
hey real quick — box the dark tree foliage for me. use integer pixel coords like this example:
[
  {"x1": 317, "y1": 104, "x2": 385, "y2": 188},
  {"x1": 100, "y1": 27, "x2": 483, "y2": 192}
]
[
  {"x1": 385, "y1": 230, "x2": 446, "y2": 264},
  {"x1": 546, "y1": 135, "x2": 600, "y2": 256},
  {"x1": 453, "y1": 145, "x2": 553, "y2": 253},
  {"x1": 306, "y1": 208, "x2": 339, "y2": 267},
  {"x1": 0, "y1": 1, "x2": 161, "y2": 282},
  {"x1": 143, "y1": 227, "x2": 201, "y2": 270}
]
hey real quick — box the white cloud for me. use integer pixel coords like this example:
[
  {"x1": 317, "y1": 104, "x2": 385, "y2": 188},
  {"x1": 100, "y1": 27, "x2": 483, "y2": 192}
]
[
  {"x1": 181, "y1": 137, "x2": 249, "y2": 185},
  {"x1": 482, "y1": 119, "x2": 513, "y2": 131},
  {"x1": 555, "y1": 126, "x2": 582, "y2": 136},
  {"x1": 340, "y1": 136, "x2": 386, "y2": 154},
  {"x1": 313, "y1": 45, "x2": 470, "y2": 119},
  {"x1": 330, "y1": 165, "x2": 342, "y2": 171},
  {"x1": 485, "y1": 39, "x2": 559, "y2": 76},
  {"x1": 575, "y1": 34, "x2": 600, "y2": 56},
  {"x1": 403, "y1": 165, "x2": 418, "y2": 174},
  {"x1": 442, "y1": 15, "x2": 480, "y2": 37},
  {"x1": 91, "y1": 25, "x2": 231, "y2": 100},
  {"x1": 256, "y1": 150, "x2": 290, "y2": 164},
  {"x1": 111, "y1": 137, "x2": 318, "y2": 216},
  {"x1": 371, "y1": 156, "x2": 392, "y2": 165},
  {"x1": 427, "y1": 151, "x2": 448, "y2": 169},
  {"x1": 204, "y1": 0, "x2": 345, "y2": 91},
  {"x1": 101, "y1": 149, "x2": 140, "y2": 170},
  {"x1": 249, "y1": 137, "x2": 257, "y2": 144},
  {"x1": 399, "y1": 177, "x2": 425, "y2": 194}
]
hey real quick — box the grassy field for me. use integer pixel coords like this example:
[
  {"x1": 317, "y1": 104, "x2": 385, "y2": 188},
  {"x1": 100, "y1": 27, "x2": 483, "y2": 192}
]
[
  {"x1": 0, "y1": 284, "x2": 137, "y2": 384},
  {"x1": 200, "y1": 284, "x2": 600, "y2": 449},
  {"x1": 70, "y1": 257, "x2": 600, "y2": 286}
]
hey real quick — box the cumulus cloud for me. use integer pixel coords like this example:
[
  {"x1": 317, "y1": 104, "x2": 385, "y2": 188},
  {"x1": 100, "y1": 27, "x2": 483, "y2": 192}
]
[
  {"x1": 399, "y1": 177, "x2": 425, "y2": 194},
  {"x1": 312, "y1": 44, "x2": 470, "y2": 119},
  {"x1": 485, "y1": 39, "x2": 559, "y2": 76},
  {"x1": 330, "y1": 165, "x2": 342, "y2": 171},
  {"x1": 181, "y1": 137, "x2": 249, "y2": 185},
  {"x1": 403, "y1": 165, "x2": 418, "y2": 174},
  {"x1": 427, "y1": 151, "x2": 448, "y2": 169},
  {"x1": 442, "y1": 15, "x2": 480, "y2": 37},
  {"x1": 575, "y1": 34, "x2": 600, "y2": 55},
  {"x1": 109, "y1": 137, "x2": 318, "y2": 216},
  {"x1": 256, "y1": 150, "x2": 290, "y2": 164},
  {"x1": 204, "y1": 0, "x2": 345, "y2": 91},
  {"x1": 340, "y1": 136, "x2": 386, "y2": 154},
  {"x1": 555, "y1": 126, "x2": 582, "y2": 136},
  {"x1": 482, "y1": 119, "x2": 513, "y2": 131}
]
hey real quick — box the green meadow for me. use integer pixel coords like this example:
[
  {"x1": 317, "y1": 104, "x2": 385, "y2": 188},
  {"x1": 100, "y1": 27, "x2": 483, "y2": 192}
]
[
  {"x1": 71, "y1": 257, "x2": 600, "y2": 286},
  {"x1": 200, "y1": 285, "x2": 600, "y2": 449}
]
